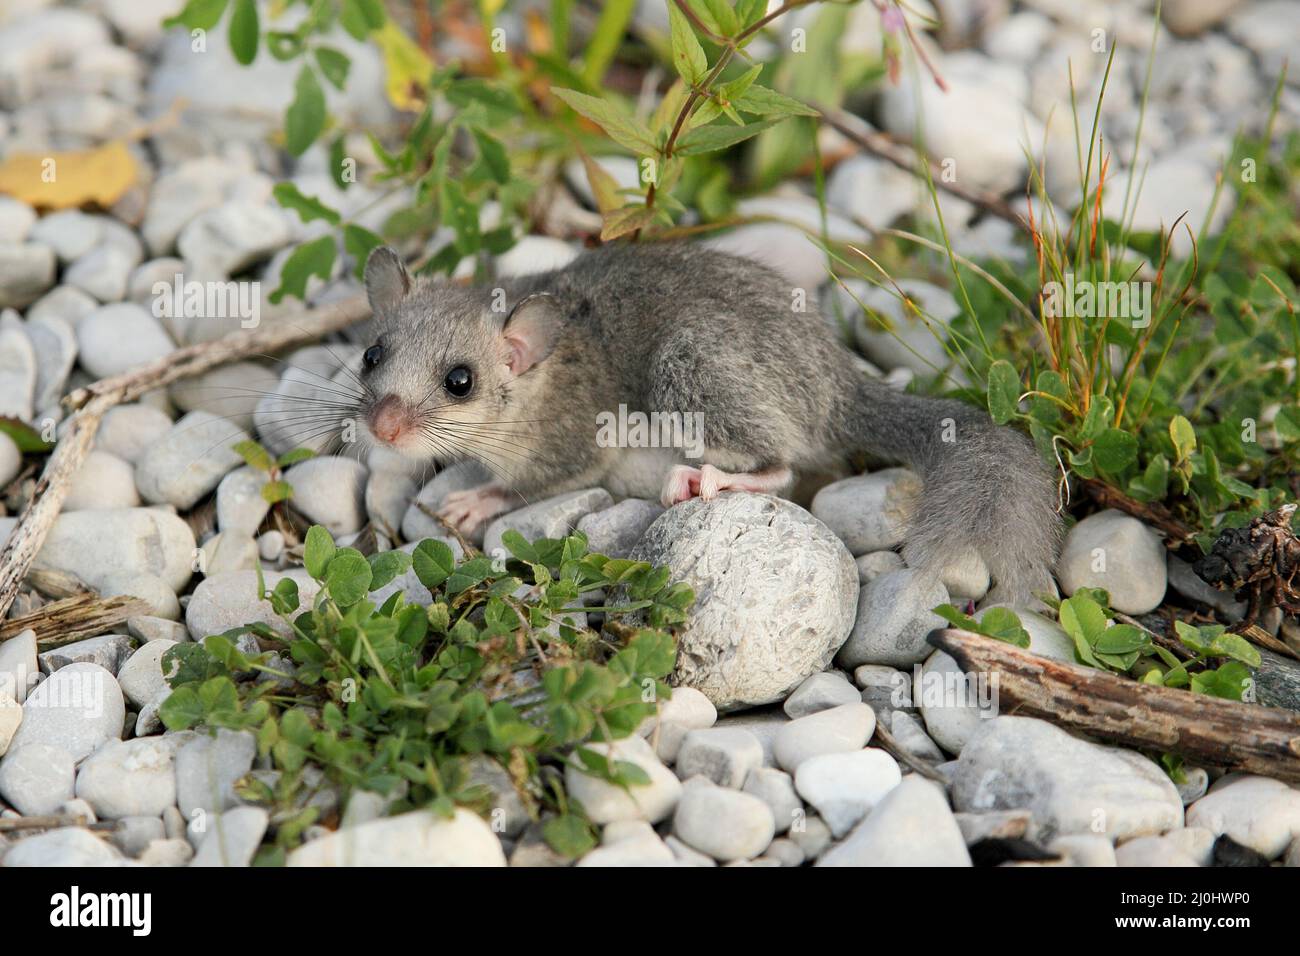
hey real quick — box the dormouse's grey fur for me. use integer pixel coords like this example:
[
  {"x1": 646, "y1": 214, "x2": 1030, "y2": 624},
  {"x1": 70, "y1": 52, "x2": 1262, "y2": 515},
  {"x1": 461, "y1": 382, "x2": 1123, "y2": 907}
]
[{"x1": 357, "y1": 242, "x2": 1061, "y2": 603}]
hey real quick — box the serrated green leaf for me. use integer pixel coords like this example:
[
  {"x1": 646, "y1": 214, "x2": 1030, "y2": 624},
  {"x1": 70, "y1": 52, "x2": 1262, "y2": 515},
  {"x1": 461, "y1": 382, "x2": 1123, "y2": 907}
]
[
  {"x1": 733, "y1": 83, "x2": 819, "y2": 118},
  {"x1": 273, "y1": 182, "x2": 341, "y2": 226},
  {"x1": 552, "y1": 88, "x2": 655, "y2": 155},
  {"x1": 668, "y1": 1, "x2": 708, "y2": 85},
  {"x1": 675, "y1": 117, "x2": 781, "y2": 156}
]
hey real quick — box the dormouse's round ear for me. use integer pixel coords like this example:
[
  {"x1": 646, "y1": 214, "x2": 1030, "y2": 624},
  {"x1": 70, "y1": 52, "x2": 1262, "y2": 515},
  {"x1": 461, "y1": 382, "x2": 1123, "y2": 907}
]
[
  {"x1": 501, "y1": 292, "x2": 563, "y2": 377},
  {"x1": 364, "y1": 247, "x2": 411, "y2": 314}
]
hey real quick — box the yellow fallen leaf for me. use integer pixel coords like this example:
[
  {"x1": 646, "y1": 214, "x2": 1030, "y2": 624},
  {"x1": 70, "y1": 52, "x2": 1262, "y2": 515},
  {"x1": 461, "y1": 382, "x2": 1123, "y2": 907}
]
[
  {"x1": 372, "y1": 19, "x2": 434, "y2": 112},
  {"x1": 0, "y1": 141, "x2": 139, "y2": 211}
]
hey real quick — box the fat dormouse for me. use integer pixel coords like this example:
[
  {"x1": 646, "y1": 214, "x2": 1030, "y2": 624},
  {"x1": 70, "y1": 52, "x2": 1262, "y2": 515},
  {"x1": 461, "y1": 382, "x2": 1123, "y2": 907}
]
[{"x1": 355, "y1": 242, "x2": 1060, "y2": 603}]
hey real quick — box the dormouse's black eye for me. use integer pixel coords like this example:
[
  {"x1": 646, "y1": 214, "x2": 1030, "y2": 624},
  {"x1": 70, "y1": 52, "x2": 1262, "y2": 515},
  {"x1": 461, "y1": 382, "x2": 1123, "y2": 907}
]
[
  {"x1": 363, "y1": 345, "x2": 384, "y2": 369},
  {"x1": 444, "y1": 366, "x2": 473, "y2": 397}
]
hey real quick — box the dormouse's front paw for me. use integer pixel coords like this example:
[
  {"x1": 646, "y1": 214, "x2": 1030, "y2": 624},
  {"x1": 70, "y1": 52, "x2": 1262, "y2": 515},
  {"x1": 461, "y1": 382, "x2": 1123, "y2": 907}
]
[{"x1": 437, "y1": 484, "x2": 510, "y2": 535}]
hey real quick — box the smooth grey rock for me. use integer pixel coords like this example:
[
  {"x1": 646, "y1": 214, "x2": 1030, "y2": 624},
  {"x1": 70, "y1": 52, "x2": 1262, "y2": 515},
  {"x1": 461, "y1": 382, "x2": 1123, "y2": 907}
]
[
  {"x1": 198, "y1": 531, "x2": 259, "y2": 576},
  {"x1": 286, "y1": 809, "x2": 505, "y2": 866},
  {"x1": 252, "y1": 345, "x2": 355, "y2": 457},
  {"x1": 810, "y1": 469, "x2": 918, "y2": 554},
  {"x1": 712, "y1": 709, "x2": 788, "y2": 767},
  {"x1": 0, "y1": 431, "x2": 19, "y2": 488},
  {"x1": 787, "y1": 813, "x2": 833, "y2": 860},
  {"x1": 837, "y1": 568, "x2": 948, "y2": 668},
  {"x1": 177, "y1": 201, "x2": 293, "y2": 277},
  {"x1": 74, "y1": 736, "x2": 178, "y2": 818},
  {"x1": 855, "y1": 550, "x2": 905, "y2": 583},
  {"x1": 1056, "y1": 509, "x2": 1167, "y2": 615},
  {"x1": 190, "y1": 806, "x2": 269, "y2": 866},
  {"x1": 818, "y1": 776, "x2": 972, "y2": 867},
  {"x1": 111, "y1": 815, "x2": 166, "y2": 858},
  {"x1": 890, "y1": 710, "x2": 945, "y2": 762},
  {"x1": 63, "y1": 450, "x2": 140, "y2": 511},
  {"x1": 116, "y1": 640, "x2": 178, "y2": 710},
  {"x1": 575, "y1": 498, "x2": 665, "y2": 558},
  {"x1": 1045, "y1": 837, "x2": 1118, "y2": 868},
  {"x1": 919, "y1": 607, "x2": 1076, "y2": 755},
  {"x1": 2, "y1": 826, "x2": 123, "y2": 866},
  {"x1": 673, "y1": 779, "x2": 775, "y2": 862},
  {"x1": 0, "y1": 242, "x2": 55, "y2": 308},
  {"x1": 783, "y1": 671, "x2": 860, "y2": 719},
  {"x1": 483, "y1": 488, "x2": 615, "y2": 557},
  {"x1": 773, "y1": 703, "x2": 876, "y2": 772},
  {"x1": 76, "y1": 303, "x2": 175, "y2": 378},
  {"x1": 365, "y1": 457, "x2": 418, "y2": 538},
  {"x1": 955, "y1": 809, "x2": 1034, "y2": 844},
  {"x1": 96, "y1": 404, "x2": 174, "y2": 464},
  {"x1": 169, "y1": 361, "x2": 278, "y2": 432},
  {"x1": 0, "y1": 628, "x2": 37, "y2": 704},
  {"x1": 675, "y1": 728, "x2": 763, "y2": 789},
  {"x1": 38, "y1": 634, "x2": 134, "y2": 676},
  {"x1": 665, "y1": 834, "x2": 717, "y2": 867},
  {"x1": 127, "y1": 616, "x2": 191, "y2": 644},
  {"x1": 6, "y1": 663, "x2": 125, "y2": 762},
  {"x1": 639, "y1": 685, "x2": 717, "y2": 764},
  {"x1": 215, "y1": 467, "x2": 270, "y2": 536},
  {"x1": 0, "y1": 312, "x2": 35, "y2": 419},
  {"x1": 633, "y1": 494, "x2": 858, "y2": 711},
  {"x1": 953, "y1": 716, "x2": 1184, "y2": 842},
  {"x1": 563, "y1": 734, "x2": 681, "y2": 825},
  {"x1": 135, "y1": 410, "x2": 248, "y2": 509},
  {"x1": 26, "y1": 313, "x2": 76, "y2": 412},
  {"x1": 0, "y1": 743, "x2": 75, "y2": 815},
  {"x1": 284, "y1": 456, "x2": 369, "y2": 536},
  {"x1": 1114, "y1": 833, "x2": 1199, "y2": 867},
  {"x1": 831, "y1": 278, "x2": 960, "y2": 377},
  {"x1": 1176, "y1": 766, "x2": 1210, "y2": 805},
  {"x1": 139, "y1": 838, "x2": 194, "y2": 866},
  {"x1": 465, "y1": 755, "x2": 529, "y2": 839},
  {"x1": 186, "y1": 569, "x2": 320, "y2": 641},
  {"x1": 1186, "y1": 775, "x2": 1300, "y2": 859},
  {"x1": 26, "y1": 285, "x2": 98, "y2": 329},
  {"x1": 0, "y1": 691, "x2": 19, "y2": 756},
  {"x1": 855, "y1": 663, "x2": 914, "y2": 720},
  {"x1": 175, "y1": 728, "x2": 256, "y2": 819},
  {"x1": 27, "y1": 211, "x2": 102, "y2": 263},
  {"x1": 794, "y1": 748, "x2": 902, "y2": 837},
  {"x1": 742, "y1": 766, "x2": 802, "y2": 835},
  {"x1": 98, "y1": 571, "x2": 181, "y2": 621},
  {"x1": 0, "y1": 198, "x2": 35, "y2": 243}
]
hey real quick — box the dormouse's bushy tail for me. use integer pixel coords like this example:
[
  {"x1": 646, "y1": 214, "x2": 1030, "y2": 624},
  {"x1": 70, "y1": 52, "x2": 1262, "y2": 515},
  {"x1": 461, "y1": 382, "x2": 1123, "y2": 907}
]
[{"x1": 841, "y1": 377, "x2": 1062, "y2": 606}]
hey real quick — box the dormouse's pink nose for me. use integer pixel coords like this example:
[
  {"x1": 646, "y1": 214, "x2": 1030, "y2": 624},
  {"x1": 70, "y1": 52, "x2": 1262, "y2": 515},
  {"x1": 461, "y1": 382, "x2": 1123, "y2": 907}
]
[{"x1": 369, "y1": 394, "x2": 412, "y2": 444}]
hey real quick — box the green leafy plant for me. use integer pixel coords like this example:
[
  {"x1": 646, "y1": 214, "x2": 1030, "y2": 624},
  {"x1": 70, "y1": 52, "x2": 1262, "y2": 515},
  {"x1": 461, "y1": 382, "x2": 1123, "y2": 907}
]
[
  {"x1": 159, "y1": 524, "x2": 692, "y2": 863},
  {"x1": 1049, "y1": 590, "x2": 1260, "y2": 701},
  {"x1": 933, "y1": 603, "x2": 1030, "y2": 648},
  {"x1": 231, "y1": 439, "x2": 316, "y2": 505}
]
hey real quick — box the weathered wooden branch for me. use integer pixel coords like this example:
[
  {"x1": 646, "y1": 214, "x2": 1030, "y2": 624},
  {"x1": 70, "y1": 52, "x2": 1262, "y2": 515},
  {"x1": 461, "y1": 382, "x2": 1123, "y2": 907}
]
[
  {"x1": 930, "y1": 628, "x2": 1300, "y2": 783},
  {"x1": 0, "y1": 294, "x2": 370, "y2": 621},
  {"x1": 0, "y1": 593, "x2": 149, "y2": 649},
  {"x1": 0, "y1": 814, "x2": 116, "y2": 833}
]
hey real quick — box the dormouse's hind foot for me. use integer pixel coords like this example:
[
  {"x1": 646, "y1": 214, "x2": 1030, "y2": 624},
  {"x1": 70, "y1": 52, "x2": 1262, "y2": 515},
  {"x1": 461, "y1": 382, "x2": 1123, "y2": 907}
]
[
  {"x1": 437, "y1": 482, "x2": 513, "y2": 535},
  {"x1": 659, "y1": 463, "x2": 794, "y2": 507}
]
